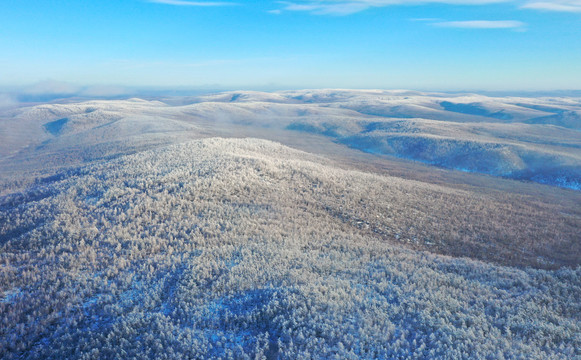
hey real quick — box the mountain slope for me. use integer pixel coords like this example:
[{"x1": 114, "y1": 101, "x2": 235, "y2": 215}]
[{"x1": 1, "y1": 138, "x2": 579, "y2": 359}]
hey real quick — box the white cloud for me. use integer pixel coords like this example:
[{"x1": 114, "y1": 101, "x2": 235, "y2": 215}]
[
  {"x1": 148, "y1": 0, "x2": 236, "y2": 6},
  {"x1": 278, "y1": 0, "x2": 509, "y2": 15},
  {"x1": 6, "y1": 81, "x2": 133, "y2": 100},
  {"x1": 79, "y1": 85, "x2": 132, "y2": 97},
  {"x1": 22, "y1": 80, "x2": 82, "y2": 95},
  {"x1": 280, "y1": 2, "x2": 369, "y2": 15},
  {"x1": 148, "y1": 0, "x2": 581, "y2": 15},
  {"x1": 0, "y1": 93, "x2": 18, "y2": 108},
  {"x1": 278, "y1": 0, "x2": 581, "y2": 15},
  {"x1": 433, "y1": 20, "x2": 526, "y2": 28},
  {"x1": 522, "y1": 0, "x2": 581, "y2": 12},
  {"x1": 410, "y1": 17, "x2": 444, "y2": 21}
]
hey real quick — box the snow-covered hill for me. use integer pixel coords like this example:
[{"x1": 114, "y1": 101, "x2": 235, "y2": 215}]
[
  {"x1": 1, "y1": 89, "x2": 579, "y2": 189},
  {"x1": 1, "y1": 138, "x2": 579, "y2": 359},
  {"x1": 1, "y1": 91, "x2": 580, "y2": 358}
]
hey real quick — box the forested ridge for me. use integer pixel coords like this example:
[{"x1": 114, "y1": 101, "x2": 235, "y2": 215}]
[{"x1": 1, "y1": 138, "x2": 579, "y2": 359}]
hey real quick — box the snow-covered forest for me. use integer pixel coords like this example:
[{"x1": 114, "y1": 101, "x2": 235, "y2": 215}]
[{"x1": 1, "y1": 91, "x2": 580, "y2": 359}]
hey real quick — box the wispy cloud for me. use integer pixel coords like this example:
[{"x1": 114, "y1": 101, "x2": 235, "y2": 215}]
[
  {"x1": 19, "y1": 80, "x2": 133, "y2": 97},
  {"x1": 279, "y1": 1, "x2": 368, "y2": 15},
  {"x1": 150, "y1": 0, "x2": 581, "y2": 15},
  {"x1": 148, "y1": 0, "x2": 236, "y2": 6},
  {"x1": 277, "y1": 0, "x2": 581, "y2": 15},
  {"x1": 22, "y1": 80, "x2": 82, "y2": 95},
  {"x1": 0, "y1": 93, "x2": 18, "y2": 109},
  {"x1": 0, "y1": 81, "x2": 137, "y2": 105},
  {"x1": 277, "y1": 0, "x2": 509, "y2": 15},
  {"x1": 522, "y1": 0, "x2": 581, "y2": 12},
  {"x1": 433, "y1": 20, "x2": 527, "y2": 28},
  {"x1": 410, "y1": 17, "x2": 444, "y2": 22}
]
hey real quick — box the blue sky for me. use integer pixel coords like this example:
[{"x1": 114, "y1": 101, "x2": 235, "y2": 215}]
[{"x1": 0, "y1": 0, "x2": 580, "y2": 91}]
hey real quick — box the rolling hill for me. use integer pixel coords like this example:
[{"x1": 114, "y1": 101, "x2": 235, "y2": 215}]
[
  {"x1": 0, "y1": 90, "x2": 580, "y2": 359},
  {"x1": 1, "y1": 138, "x2": 580, "y2": 359},
  {"x1": 2, "y1": 90, "x2": 579, "y2": 190}
]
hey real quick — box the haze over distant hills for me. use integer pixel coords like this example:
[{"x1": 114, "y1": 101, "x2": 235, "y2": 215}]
[{"x1": 1, "y1": 90, "x2": 580, "y2": 359}]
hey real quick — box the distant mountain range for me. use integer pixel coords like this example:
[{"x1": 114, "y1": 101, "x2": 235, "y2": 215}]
[{"x1": 2, "y1": 89, "x2": 579, "y2": 189}]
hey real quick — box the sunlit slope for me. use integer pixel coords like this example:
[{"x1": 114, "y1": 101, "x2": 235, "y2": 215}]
[
  {"x1": 1, "y1": 138, "x2": 579, "y2": 359},
  {"x1": 2, "y1": 90, "x2": 579, "y2": 189}
]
